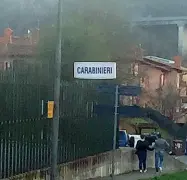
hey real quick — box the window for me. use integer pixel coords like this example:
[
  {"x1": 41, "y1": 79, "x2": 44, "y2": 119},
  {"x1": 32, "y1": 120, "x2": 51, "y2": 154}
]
[
  {"x1": 140, "y1": 76, "x2": 149, "y2": 88},
  {"x1": 140, "y1": 77, "x2": 144, "y2": 83},
  {"x1": 134, "y1": 63, "x2": 138, "y2": 76},
  {"x1": 131, "y1": 64, "x2": 134, "y2": 74},
  {"x1": 131, "y1": 63, "x2": 138, "y2": 76},
  {"x1": 129, "y1": 96, "x2": 133, "y2": 106},
  {"x1": 140, "y1": 77, "x2": 145, "y2": 88},
  {"x1": 177, "y1": 73, "x2": 180, "y2": 89},
  {"x1": 160, "y1": 74, "x2": 165, "y2": 87}
]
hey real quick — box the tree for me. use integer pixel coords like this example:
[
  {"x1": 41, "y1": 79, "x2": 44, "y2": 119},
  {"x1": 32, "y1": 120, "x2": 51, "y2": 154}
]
[
  {"x1": 147, "y1": 84, "x2": 181, "y2": 118},
  {"x1": 37, "y1": 6, "x2": 139, "y2": 84},
  {"x1": 160, "y1": 84, "x2": 181, "y2": 118}
]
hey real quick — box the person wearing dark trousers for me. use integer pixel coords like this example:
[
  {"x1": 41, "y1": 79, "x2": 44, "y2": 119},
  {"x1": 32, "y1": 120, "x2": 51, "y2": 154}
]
[
  {"x1": 129, "y1": 136, "x2": 135, "y2": 148},
  {"x1": 136, "y1": 134, "x2": 153, "y2": 173}
]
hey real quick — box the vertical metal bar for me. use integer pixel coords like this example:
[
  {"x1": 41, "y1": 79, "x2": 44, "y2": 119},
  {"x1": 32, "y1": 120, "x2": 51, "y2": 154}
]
[
  {"x1": 5, "y1": 122, "x2": 9, "y2": 178},
  {"x1": 10, "y1": 140, "x2": 13, "y2": 177},
  {"x1": 1, "y1": 130, "x2": 5, "y2": 179},
  {"x1": 36, "y1": 123, "x2": 41, "y2": 170},
  {"x1": 26, "y1": 119, "x2": 30, "y2": 172},
  {"x1": 34, "y1": 141, "x2": 37, "y2": 170},
  {"x1": 91, "y1": 102, "x2": 94, "y2": 118},
  {"x1": 24, "y1": 140, "x2": 28, "y2": 172},
  {"x1": 7, "y1": 131, "x2": 10, "y2": 177},
  {"x1": 36, "y1": 135, "x2": 39, "y2": 170},
  {"x1": 46, "y1": 120, "x2": 49, "y2": 167},
  {"x1": 22, "y1": 122, "x2": 25, "y2": 174},
  {"x1": 21, "y1": 135, "x2": 24, "y2": 173},
  {"x1": 40, "y1": 129, "x2": 43, "y2": 168},
  {"x1": 10, "y1": 140, "x2": 14, "y2": 176},
  {"x1": 31, "y1": 134, "x2": 34, "y2": 171},
  {"x1": 14, "y1": 141, "x2": 18, "y2": 176},
  {"x1": 0, "y1": 138, "x2": 3, "y2": 179},
  {"x1": 111, "y1": 85, "x2": 119, "y2": 179},
  {"x1": 12, "y1": 62, "x2": 15, "y2": 177},
  {"x1": 18, "y1": 140, "x2": 21, "y2": 174},
  {"x1": 51, "y1": 0, "x2": 63, "y2": 179},
  {"x1": 28, "y1": 137, "x2": 31, "y2": 171},
  {"x1": 41, "y1": 100, "x2": 44, "y2": 116}
]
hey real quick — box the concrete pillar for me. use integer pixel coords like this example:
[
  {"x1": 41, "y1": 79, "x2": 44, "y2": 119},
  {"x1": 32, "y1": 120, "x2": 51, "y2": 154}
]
[{"x1": 177, "y1": 23, "x2": 187, "y2": 57}]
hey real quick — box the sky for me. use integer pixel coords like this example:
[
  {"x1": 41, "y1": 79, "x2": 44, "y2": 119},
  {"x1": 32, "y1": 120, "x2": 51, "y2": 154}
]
[
  {"x1": 1, "y1": 0, "x2": 187, "y2": 33},
  {"x1": 0, "y1": 0, "x2": 186, "y2": 58}
]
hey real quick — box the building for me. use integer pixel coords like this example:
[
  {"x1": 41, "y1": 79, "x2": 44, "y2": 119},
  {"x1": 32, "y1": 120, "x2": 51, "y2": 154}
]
[
  {"x1": 137, "y1": 56, "x2": 181, "y2": 104},
  {"x1": 130, "y1": 55, "x2": 187, "y2": 122},
  {"x1": 0, "y1": 28, "x2": 39, "y2": 70}
]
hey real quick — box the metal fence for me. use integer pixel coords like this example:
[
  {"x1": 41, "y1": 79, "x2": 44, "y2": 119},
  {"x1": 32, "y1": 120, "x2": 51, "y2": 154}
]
[{"x1": 0, "y1": 63, "x2": 114, "y2": 178}]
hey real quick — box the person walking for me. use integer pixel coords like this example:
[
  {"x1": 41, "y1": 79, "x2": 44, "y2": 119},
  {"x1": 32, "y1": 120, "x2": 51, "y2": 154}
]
[
  {"x1": 129, "y1": 136, "x2": 135, "y2": 148},
  {"x1": 153, "y1": 133, "x2": 170, "y2": 173},
  {"x1": 135, "y1": 134, "x2": 153, "y2": 173}
]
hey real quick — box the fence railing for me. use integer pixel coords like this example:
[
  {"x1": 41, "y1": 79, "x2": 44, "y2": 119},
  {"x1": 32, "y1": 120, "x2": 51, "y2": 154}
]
[{"x1": 0, "y1": 66, "x2": 114, "y2": 178}]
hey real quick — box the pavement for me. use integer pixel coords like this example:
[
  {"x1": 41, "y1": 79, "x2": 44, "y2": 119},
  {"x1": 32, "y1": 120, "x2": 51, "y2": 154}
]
[
  {"x1": 175, "y1": 155, "x2": 187, "y2": 165},
  {"x1": 89, "y1": 168, "x2": 171, "y2": 180},
  {"x1": 88, "y1": 155, "x2": 187, "y2": 180}
]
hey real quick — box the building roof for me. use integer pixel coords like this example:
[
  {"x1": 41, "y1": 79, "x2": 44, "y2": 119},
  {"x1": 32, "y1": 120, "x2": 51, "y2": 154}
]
[
  {"x1": 12, "y1": 36, "x2": 31, "y2": 45},
  {"x1": 0, "y1": 43, "x2": 36, "y2": 57},
  {"x1": 7, "y1": 44, "x2": 36, "y2": 57},
  {"x1": 140, "y1": 56, "x2": 183, "y2": 72},
  {"x1": 144, "y1": 56, "x2": 175, "y2": 65},
  {"x1": 148, "y1": 55, "x2": 187, "y2": 73},
  {"x1": 181, "y1": 66, "x2": 187, "y2": 72}
]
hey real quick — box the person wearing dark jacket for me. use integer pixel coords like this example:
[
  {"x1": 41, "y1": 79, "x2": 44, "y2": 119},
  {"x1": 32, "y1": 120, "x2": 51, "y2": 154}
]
[
  {"x1": 136, "y1": 134, "x2": 153, "y2": 173},
  {"x1": 129, "y1": 136, "x2": 135, "y2": 148}
]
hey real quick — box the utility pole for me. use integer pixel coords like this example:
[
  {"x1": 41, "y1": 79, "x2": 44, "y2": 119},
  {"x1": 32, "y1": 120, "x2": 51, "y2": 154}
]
[
  {"x1": 51, "y1": 0, "x2": 63, "y2": 179},
  {"x1": 111, "y1": 85, "x2": 119, "y2": 180}
]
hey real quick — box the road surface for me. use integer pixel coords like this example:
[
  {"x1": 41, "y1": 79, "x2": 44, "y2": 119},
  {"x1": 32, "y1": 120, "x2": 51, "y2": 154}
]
[{"x1": 89, "y1": 168, "x2": 172, "y2": 180}]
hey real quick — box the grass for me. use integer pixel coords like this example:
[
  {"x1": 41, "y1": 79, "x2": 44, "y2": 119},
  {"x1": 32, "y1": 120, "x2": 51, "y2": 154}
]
[
  {"x1": 125, "y1": 118, "x2": 152, "y2": 124},
  {"x1": 140, "y1": 171, "x2": 187, "y2": 180},
  {"x1": 122, "y1": 118, "x2": 171, "y2": 140}
]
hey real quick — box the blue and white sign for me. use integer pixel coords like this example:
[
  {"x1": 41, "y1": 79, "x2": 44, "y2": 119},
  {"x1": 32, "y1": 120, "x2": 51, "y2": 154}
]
[{"x1": 74, "y1": 62, "x2": 116, "y2": 79}]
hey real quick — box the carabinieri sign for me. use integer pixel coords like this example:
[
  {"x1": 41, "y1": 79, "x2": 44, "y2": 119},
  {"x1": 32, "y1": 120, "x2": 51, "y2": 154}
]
[
  {"x1": 74, "y1": 62, "x2": 116, "y2": 79},
  {"x1": 73, "y1": 61, "x2": 118, "y2": 178}
]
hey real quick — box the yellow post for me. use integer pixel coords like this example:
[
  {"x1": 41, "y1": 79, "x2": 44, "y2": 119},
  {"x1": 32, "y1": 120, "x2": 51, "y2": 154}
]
[{"x1": 48, "y1": 101, "x2": 54, "y2": 119}]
